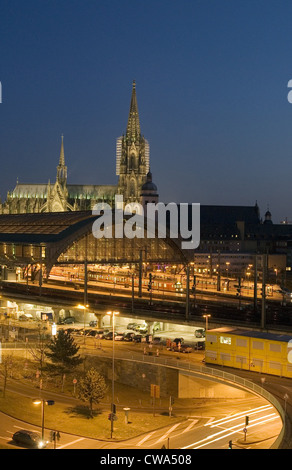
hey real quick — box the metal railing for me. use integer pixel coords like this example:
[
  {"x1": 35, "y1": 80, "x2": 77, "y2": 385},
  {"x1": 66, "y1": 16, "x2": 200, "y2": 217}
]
[{"x1": 87, "y1": 347, "x2": 285, "y2": 448}]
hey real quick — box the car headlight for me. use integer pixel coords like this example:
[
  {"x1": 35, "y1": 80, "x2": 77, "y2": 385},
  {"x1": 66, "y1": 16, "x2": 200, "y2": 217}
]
[{"x1": 38, "y1": 441, "x2": 45, "y2": 448}]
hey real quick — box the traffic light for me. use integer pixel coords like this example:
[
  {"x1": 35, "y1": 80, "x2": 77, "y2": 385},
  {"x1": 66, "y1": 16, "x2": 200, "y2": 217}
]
[
  {"x1": 108, "y1": 413, "x2": 112, "y2": 420},
  {"x1": 228, "y1": 440, "x2": 232, "y2": 449},
  {"x1": 245, "y1": 416, "x2": 249, "y2": 426},
  {"x1": 112, "y1": 403, "x2": 116, "y2": 414},
  {"x1": 170, "y1": 396, "x2": 175, "y2": 405}
]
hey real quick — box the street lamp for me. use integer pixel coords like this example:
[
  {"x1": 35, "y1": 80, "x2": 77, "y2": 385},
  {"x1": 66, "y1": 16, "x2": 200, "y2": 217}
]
[
  {"x1": 32, "y1": 398, "x2": 55, "y2": 443},
  {"x1": 107, "y1": 310, "x2": 119, "y2": 438},
  {"x1": 77, "y1": 304, "x2": 89, "y2": 344},
  {"x1": 203, "y1": 314, "x2": 211, "y2": 332}
]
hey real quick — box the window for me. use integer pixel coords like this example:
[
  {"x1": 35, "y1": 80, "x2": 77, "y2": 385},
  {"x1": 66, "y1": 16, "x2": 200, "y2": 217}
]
[
  {"x1": 269, "y1": 362, "x2": 281, "y2": 370},
  {"x1": 269, "y1": 343, "x2": 281, "y2": 353},
  {"x1": 220, "y1": 336, "x2": 231, "y2": 345},
  {"x1": 221, "y1": 353, "x2": 231, "y2": 361},
  {"x1": 236, "y1": 338, "x2": 247, "y2": 348},
  {"x1": 206, "y1": 334, "x2": 217, "y2": 343},
  {"x1": 236, "y1": 355, "x2": 247, "y2": 365},
  {"x1": 252, "y1": 341, "x2": 264, "y2": 350}
]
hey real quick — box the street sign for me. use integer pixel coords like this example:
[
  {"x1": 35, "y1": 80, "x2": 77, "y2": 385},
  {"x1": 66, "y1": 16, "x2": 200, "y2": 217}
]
[
  {"x1": 108, "y1": 413, "x2": 118, "y2": 421},
  {"x1": 150, "y1": 384, "x2": 160, "y2": 398},
  {"x1": 46, "y1": 400, "x2": 55, "y2": 406}
]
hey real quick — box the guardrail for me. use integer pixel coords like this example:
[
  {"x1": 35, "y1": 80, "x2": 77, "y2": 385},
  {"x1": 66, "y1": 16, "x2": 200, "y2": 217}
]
[{"x1": 88, "y1": 348, "x2": 285, "y2": 448}]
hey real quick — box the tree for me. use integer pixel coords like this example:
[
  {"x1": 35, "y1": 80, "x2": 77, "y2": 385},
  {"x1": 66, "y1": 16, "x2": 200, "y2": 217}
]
[
  {"x1": 45, "y1": 329, "x2": 83, "y2": 377},
  {"x1": 77, "y1": 368, "x2": 107, "y2": 418},
  {"x1": 28, "y1": 325, "x2": 50, "y2": 374},
  {"x1": 0, "y1": 354, "x2": 15, "y2": 397}
]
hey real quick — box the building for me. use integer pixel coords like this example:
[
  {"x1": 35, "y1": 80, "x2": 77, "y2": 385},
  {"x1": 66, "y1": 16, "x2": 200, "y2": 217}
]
[
  {"x1": 0, "y1": 81, "x2": 152, "y2": 214},
  {"x1": 205, "y1": 327, "x2": 292, "y2": 378},
  {"x1": 1, "y1": 82, "x2": 292, "y2": 276}
]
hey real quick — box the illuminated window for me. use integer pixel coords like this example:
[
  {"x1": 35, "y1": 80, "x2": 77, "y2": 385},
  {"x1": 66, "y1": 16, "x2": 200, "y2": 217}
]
[{"x1": 220, "y1": 336, "x2": 231, "y2": 345}]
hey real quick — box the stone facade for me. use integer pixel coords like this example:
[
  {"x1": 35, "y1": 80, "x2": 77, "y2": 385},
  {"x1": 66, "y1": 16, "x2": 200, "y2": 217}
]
[{"x1": 0, "y1": 82, "x2": 155, "y2": 214}]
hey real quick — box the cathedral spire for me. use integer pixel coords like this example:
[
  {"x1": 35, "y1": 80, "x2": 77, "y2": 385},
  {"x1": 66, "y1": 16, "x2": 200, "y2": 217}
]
[
  {"x1": 126, "y1": 80, "x2": 141, "y2": 142},
  {"x1": 59, "y1": 134, "x2": 65, "y2": 166},
  {"x1": 56, "y1": 134, "x2": 67, "y2": 186}
]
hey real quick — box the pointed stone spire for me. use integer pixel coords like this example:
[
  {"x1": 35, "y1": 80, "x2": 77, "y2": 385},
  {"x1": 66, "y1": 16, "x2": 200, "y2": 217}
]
[
  {"x1": 56, "y1": 134, "x2": 67, "y2": 185},
  {"x1": 59, "y1": 134, "x2": 65, "y2": 166},
  {"x1": 126, "y1": 80, "x2": 141, "y2": 142}
]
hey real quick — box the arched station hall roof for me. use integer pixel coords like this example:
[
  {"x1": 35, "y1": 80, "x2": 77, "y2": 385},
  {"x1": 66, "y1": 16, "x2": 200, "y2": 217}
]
[{"x1": 0, "y1": 211, "x2": 189, "y2": 267}]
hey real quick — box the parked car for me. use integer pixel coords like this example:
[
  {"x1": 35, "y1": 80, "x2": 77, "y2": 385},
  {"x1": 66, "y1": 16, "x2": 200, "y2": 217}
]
[
  {"x1": 115, "y1": 332, "x2": 125, "y2": 341},
  {"x1": 89, "y1": 320, "x2": 98, "y2": 327},
  {"x1": 152, "y1": 336, "x2": 162, "y2": 345},
  {"x1": 18, "y1": 314, "x2": 30, "y2": 321},
  {"x1": 64, "y1": 328, "x2": 76, "y2": 335},
  {"x1": 123, "y1": 332, "x2": 135, "y2": 341},
  {"x1": 12, "y1": 430, "x2": 47, "y2": 449},
  {"x1": 127, "y1": 322, "x2": 138, "y2": 330},
  {"x1": 18, "y1": 313, "x2": 33, "y2": 321},
  {"x1": 132, "y1": 334, "x2": 143, "y2": 343},
  {"x1": 173, "y1": 337, "x2": 184, "y2": 345},
  {"x1": 135, "y1": 325, "x2": 148, "y2": 334},
  {"x1": 104, "y1": 331, "x2": 117, "y2": 340},
  {"x1": 95, "y1": 329, "x2": 109, "y2": 338},
  {"x1": 194, "y1": 329, "x2": 205, "y2": 338},
  {"x1": 170, "y1": 344, "x2": 193, "y2": 353},
  {"x1": 86, "y1": 329, "x2": 98, "y2": 337},
  {"x1": 58, "y1": 316, "x2": 75, "y2": 325}
]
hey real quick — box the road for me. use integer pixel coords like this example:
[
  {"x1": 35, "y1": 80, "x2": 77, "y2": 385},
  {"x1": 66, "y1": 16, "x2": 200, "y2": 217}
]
[
  {"x1": 0, "y1": 339, "x2": 283, "y2": 450},
  {"x1": 0, "y1": 390, "x2": 281, "y2": 450}
]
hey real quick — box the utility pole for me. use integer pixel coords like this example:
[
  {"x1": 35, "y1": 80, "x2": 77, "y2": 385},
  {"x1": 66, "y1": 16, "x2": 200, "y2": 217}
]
[
  {"x1": 131, "y1": 273, "x2": 134, "y2": 313},
  {"x1": 254, "y1": 254, "x2": 258, "y2": 313},
  {"x1": 261, "y1": 254, "x2": 267, "y2": 329},
  {"x1": 185, "y1": 264, "x2": 190, "y2": 320},
  {"x1": 138, "y1": 250, "x2": 143, "y2": 298}
]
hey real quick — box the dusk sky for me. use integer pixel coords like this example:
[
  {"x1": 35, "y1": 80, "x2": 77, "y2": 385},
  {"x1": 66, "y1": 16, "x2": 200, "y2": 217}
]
[{"x1": 1, "y1": 0, "x2": 292, "y2": 223}]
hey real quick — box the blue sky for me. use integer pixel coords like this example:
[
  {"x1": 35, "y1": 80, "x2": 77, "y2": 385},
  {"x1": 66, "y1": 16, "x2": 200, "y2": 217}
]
[{"x1": 1, "y1": 0, "x2": 292, "y2": 222}]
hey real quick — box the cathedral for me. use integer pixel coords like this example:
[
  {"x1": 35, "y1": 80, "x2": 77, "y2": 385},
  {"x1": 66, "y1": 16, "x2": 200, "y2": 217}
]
[{"x1": 0, "y1": 81, "x2": 157, "y2": 214}]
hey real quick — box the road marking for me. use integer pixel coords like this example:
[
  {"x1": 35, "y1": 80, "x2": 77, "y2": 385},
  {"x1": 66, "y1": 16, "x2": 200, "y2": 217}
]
[
  {"x1": 182, "y1": 419, "x2": 198, "y2": 433},
  {"x1": 57, "y1": 437, "x2": 85, "y2": 449},
  {"x1": 13, "y1": 425, "x2": 39, "y2": 432},
  {"x1": 155, "y1": 422, "x2": 182, "y2": 443},
  {"x1": 205, "y1": 404, "x2": 272, "y2": 427},
  {"x1": 136, "y1": 431, "x2": 156, "y2": 446},
  {"x1": 182, "y1": 412, "x2": 279, "y2": 449}
]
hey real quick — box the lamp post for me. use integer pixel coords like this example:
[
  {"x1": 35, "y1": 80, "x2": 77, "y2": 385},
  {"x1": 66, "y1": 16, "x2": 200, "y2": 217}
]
[
  {"x1": 32, "y1": 398, "x2": 55, "y2": 442},
  {"x1": 77, "y1": 304, "x2": 89, "y2": 345},
  {"x1": 107, "y1": 310, "x2": 119, "y2": 438},
  {"x1": 203, "y1": 314, "x2": 211, "y2": 332}
]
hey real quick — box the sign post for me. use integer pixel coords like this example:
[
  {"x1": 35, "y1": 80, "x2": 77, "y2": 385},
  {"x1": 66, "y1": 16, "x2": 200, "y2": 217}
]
[{"x1": 151, "y1": 384, "x2": 160, "y2": 417}]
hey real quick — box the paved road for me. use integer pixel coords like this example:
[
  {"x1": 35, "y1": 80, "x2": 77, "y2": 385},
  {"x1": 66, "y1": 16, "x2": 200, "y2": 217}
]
[
  {"x1": 0, "y1": 394, "x2": 281, "y2": 450},
  {"x1": 0, "y1": 349, "x2": 283, "y2": 450}
]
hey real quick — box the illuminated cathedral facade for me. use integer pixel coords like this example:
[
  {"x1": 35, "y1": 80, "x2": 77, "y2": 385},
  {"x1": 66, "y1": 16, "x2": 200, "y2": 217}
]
[{"x1": 0, "y1": 81, "x2": 157, "y2": 214}]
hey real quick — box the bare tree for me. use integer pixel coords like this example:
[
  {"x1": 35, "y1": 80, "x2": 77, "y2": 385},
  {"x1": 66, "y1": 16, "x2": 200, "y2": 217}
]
[
  {"x1": 28, "y1": 325, "x2": 50, "y2": 374},
  {"x1": 0, "y1": 353, "x2": 15, "y2": 397}
]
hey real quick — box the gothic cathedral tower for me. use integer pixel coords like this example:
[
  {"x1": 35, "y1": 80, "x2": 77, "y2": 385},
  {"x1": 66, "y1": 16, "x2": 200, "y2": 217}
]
[{"x1": 116, "y1": 81, "x2": 149, "y2": 208}]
